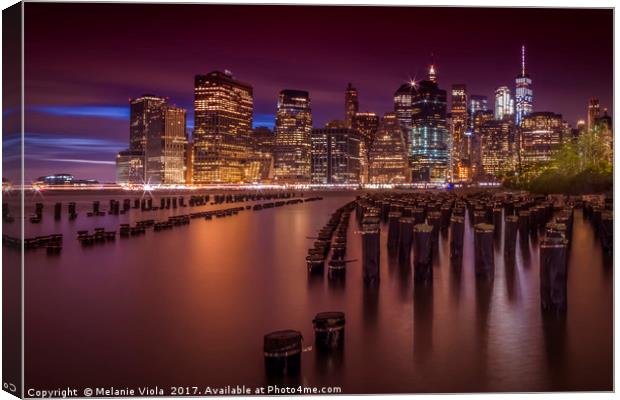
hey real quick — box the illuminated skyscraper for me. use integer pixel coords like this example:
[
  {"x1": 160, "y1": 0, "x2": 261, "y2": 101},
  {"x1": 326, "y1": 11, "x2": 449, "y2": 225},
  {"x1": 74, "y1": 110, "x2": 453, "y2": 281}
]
[
  {"x1": 469, "y1": 95, "x2": 488, "y2": 129},
  {"x1": 310, "y1": 128, "x2": 361, "y2": 184},
  {"x1": 251, "y1": 127, "x2": 276, "y2": 181},
  {"x1": 194, "y1": 70, "x2": 253, "y2": 137},
  {"x1": 192, "y1": 71, "x2": 257, "y2": 183},
  {"x1": 587, "y1": 97, "x2": 600, "y2": 131},
  {"x1": 129, "y1": 95, "x2": 168, "y2": 154},
  {"x1": 344, "y1": 83, "x2": 359, "y2": 129},
  {"x1": 273, "y1": 90, "x2": 313, "y2": 182},
  {"x1": 471, "y1": 110, "x2": 495, "y2": 177},
  {"x1": 353, "y1": 112, "x2": 380, "y2": 183},
  {"x1": 474, "y1": 110, "x2": 495, "y2": 132},
  {"x1": 515, "y1": 45, "x2": 533, "y2": 125},
  {"x1": 450, "y1": 84, "x2": 468, "y2": 181},
  {"x1": 119, "y1": 95, "x2": 187, "y2": 185},
  {"x1": 494, "y1": 86, "x2": 514, "y2": 120},
  {"x1": 252, "y1": 126, "x2": 275, "y2": 154},
  {"x1": 394, "y1": 82, "x2": 415, "y2": 152},
  {"x1": 519, "y1": 112, "x2": 565, "y2": 167},
  {"x1": 368, "y1": 113, "x2": 409, "y2": 184},
  {"x1": 410, "y1": 65, "x2": 449, "y2": 182},
  {"x1": 353, "y1": 112, "x2": 380, "y2": 144},
  {"x1": 116, "y1": 150, "x2": 144, "y2": 184},
  {"x1": 479, "y1": 119, "x2": 516, "y2": 177},
  {"x1": 145, "y1": 105, "x2": 187, "y2": 184}
]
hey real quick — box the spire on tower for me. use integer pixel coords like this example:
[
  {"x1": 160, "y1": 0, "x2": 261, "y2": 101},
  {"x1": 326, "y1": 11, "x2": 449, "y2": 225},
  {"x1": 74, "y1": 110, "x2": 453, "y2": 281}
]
[{"x1": 521, "y1": 45, "x2": 526, "y2": 76}]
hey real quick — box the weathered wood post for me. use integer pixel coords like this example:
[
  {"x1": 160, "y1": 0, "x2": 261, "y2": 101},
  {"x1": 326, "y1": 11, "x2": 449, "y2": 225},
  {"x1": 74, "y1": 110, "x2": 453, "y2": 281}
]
[
  {"x1": 362, "y1": 220, "x2": 380, "y2": 285},
  {"x1": 413, "y1": 224, "x2": 433, "y2": 285},
  {"x1": 450, "y1": 215, "x2": 465, "y2": 259},
  {"x1": 312, "y1": 312, "x2": 345, "y2": 351},
  {"x1": 474, "y1": 223, "x2": 495, "y2": 280},
  {"x1": 263, "y1": 330, "x2": 303, "y2": 375},
  {"x1": 398, "y1": 217, "x2": 414, "y2": 266},
  {"x1": 387, "y1": 211, "x2": 401, "y2": 253},
  {"x1": 540, "y1": 236, "x2": 568, "y2": 315},
  {"x1": 504, "y1": 215, "x2": 518, "y2": 258}
]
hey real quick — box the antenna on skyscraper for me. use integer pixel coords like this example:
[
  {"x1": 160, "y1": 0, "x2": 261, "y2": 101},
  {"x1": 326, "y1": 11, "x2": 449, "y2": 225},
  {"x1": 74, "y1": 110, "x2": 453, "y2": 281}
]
[{"x1": 521, "y1": 45, "x2": 526, "y2": 76}]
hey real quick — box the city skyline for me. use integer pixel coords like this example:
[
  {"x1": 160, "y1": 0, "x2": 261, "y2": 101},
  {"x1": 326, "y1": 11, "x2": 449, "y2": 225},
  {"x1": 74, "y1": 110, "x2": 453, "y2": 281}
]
[{"x1": 18, "y1": 4, "x2": 613, "y2": 182}]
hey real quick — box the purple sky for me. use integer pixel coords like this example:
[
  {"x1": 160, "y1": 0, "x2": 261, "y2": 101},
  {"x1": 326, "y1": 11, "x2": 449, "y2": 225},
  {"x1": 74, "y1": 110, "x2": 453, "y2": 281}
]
[{"x1": 15, "y1": 4, "x2": 613, "y2": 183}]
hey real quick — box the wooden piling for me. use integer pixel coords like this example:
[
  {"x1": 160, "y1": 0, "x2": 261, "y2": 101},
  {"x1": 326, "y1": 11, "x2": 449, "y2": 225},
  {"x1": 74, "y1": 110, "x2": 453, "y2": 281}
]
[
  {"x1": 413, "y1": 224, "x2": 433, "y2": 285},
  {"x1": 540, "y1": 236, "x2": 568, "y2": 315},
  {"x1": 474, "y1": 223, "x2": 495, "y2": 280}
]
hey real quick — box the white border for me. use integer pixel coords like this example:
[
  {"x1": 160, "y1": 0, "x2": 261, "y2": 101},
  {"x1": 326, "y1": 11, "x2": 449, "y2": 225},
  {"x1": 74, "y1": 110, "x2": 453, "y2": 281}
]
[{"x1": 0, "y1": 2, "x2": 616, "y2": 400}]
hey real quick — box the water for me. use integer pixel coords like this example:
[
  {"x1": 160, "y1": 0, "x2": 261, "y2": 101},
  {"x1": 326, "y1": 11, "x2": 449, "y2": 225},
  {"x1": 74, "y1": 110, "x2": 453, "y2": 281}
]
[{"x1": 5, "y1": 190, "x2": 613, "y2": 393}]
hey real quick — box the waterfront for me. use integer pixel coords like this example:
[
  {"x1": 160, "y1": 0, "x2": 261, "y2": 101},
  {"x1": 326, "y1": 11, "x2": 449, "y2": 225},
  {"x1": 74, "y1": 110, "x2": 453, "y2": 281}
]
[{"x1": 6, "y1": 190, "x2": 613, "y2": 393}]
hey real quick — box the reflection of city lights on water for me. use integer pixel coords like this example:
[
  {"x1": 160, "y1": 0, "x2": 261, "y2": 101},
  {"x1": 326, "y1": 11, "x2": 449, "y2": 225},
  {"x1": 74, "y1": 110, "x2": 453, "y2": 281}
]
[{"x1": 16, "y1": 181, "x2": 507, "y2": 192}]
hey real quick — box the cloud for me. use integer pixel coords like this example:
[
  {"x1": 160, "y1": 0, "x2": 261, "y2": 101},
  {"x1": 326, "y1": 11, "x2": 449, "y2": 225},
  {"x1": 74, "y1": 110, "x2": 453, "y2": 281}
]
[
  {"x1": 43, "y1": 158, "x2": 116, "y2": 165},
  {"x1": 29, "y1": 105, "x2": 129, "y2": 120},
  {"x1": 253, "y1": 113, "x2": 275, "y2": 128}
]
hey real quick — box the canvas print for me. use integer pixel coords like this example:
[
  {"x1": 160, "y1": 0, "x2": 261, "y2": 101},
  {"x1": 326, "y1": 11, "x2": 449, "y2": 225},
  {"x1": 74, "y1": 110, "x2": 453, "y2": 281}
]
[{"x1": 1, "y1": 2, "x2": 614, "y2": 397}]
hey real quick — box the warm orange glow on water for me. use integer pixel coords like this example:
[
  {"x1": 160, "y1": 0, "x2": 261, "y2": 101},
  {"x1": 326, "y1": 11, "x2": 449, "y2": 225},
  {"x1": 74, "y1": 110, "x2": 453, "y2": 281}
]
[{"x1": 9, "y1": 191, "x2": 612, "y2": 392}]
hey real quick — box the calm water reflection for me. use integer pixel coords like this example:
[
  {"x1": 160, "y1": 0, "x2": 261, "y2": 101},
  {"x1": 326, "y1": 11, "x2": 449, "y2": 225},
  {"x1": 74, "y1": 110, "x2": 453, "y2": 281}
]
[{"x1": 8, "y1": 190, "x2": 612, "y2": 393}]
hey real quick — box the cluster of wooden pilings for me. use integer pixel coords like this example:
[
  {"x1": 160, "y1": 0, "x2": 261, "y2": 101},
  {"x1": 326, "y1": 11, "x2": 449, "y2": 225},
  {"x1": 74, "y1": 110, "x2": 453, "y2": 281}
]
[
  {"x1": 24, "y1": 191, "x2": 305, "y2": 223},
  {"x1": 5, "y1": 192, "x2": 319, "y2": 253},
  {"x1": 77, "y1": 228, "x2": 118, "y2": 246},
  {"x1": 2, "y1": 233, "x2": 64, "y2": 254},
  {"x1": 583, "y1": 197, "x2": 614, "y2": 253},
  {"x1": 355, "y1": 192, "x2": 458, "y2": 285},
  {"x1": 348, "y1": 190, "x2": 611, "y2": 316},
  {"x1": 305, "y1": 201, "x2": 356, "y2": 275},
  {"x1": 264, "y1": 311, "x2": 345, "y2": 376},
  {"x1": 69, "y1": 195, "x2": 320, "y2": 249}
]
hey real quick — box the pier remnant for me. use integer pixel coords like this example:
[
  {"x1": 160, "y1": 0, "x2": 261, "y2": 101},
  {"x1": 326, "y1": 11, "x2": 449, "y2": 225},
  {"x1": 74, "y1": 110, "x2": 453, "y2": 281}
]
[
  {"x1": 263, "y1": 330, "x2": 303, "y2": 375},
  {"x1": 474, "y1": 223, "x2": 495, "y2": 280},
  {"x1": 540, "y1": 236, "x2": 568, "y2": 315},
  {"x1": 312, "y1": 312, "x2": 345, "y2": 351}
]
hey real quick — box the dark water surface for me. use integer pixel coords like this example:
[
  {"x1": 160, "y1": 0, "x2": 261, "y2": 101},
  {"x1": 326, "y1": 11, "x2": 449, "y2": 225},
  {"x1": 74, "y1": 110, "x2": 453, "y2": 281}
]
[{"x1": 9, "y1": 190, "x2": 612, "y2": 393}]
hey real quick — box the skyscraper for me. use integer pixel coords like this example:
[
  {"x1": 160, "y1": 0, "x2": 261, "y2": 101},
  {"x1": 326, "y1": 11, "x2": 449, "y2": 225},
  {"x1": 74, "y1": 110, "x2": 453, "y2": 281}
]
[
  {"x1": 118, "y1": 95, "x2": 186, "y2": 185},
  {"x1": 129, "y1": 94, "x2": 167, "y2": 154},
  {"x1": 494, "y1": 86, "x2": 514, "y2": 120},
  {"x1": 251, "y1": 127, "x2": 276, "y2": 181},
  {"x1": 450, "y1": 84, "x2": 468, "y2": 181},
  {"x1": 479, "y1": 119, "x2": 516, "y2": 177},
  {"x1": 310, "y1": 127, "x2": 361, "y2": 184},
  {"x1": 344, "y1": 83, "x2": 359, "y2": 129},
  {"x1": 520, "y1": 112, "x2": 565, "y2": 167},
  {"x1": 515, "y1": 45, "x2": 533, "y2": 125},
  {"x1": 394, "y1": 82, "x2": 415, "y2": 152},
  {"x1": 116, "y1": 150, "x2": 144, "y2": 184},
  {"x1": 471, "y1": 110, "x2": 495, "y2": 178},
  {"x1": 273, "y1": 89, "x2": 313, "y2": 182},
  {"x1": 192, "y1": 70, "x2": 257, "y2": 183},
  {"x1": 410, "y1": 65, "x2": 449, "y2": 182},
  {"x1": 368, "y1": 113, "x2": 409, "y2": 184},
  {"x1": 469, "y1": 95, "x2": 488, "y2": 129},
  {"x1": 587, "y1": 97, "x2": 600, "y2": 131},
  {"x1": 353, "y1": 112, "x2": 380, "y2": 183},
  {"x1": 145, "y1": 105, "x2": 187, "y2": 184},
  {"x1": 194, "y1": 70, "x2": 253, "y2": 137}
]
